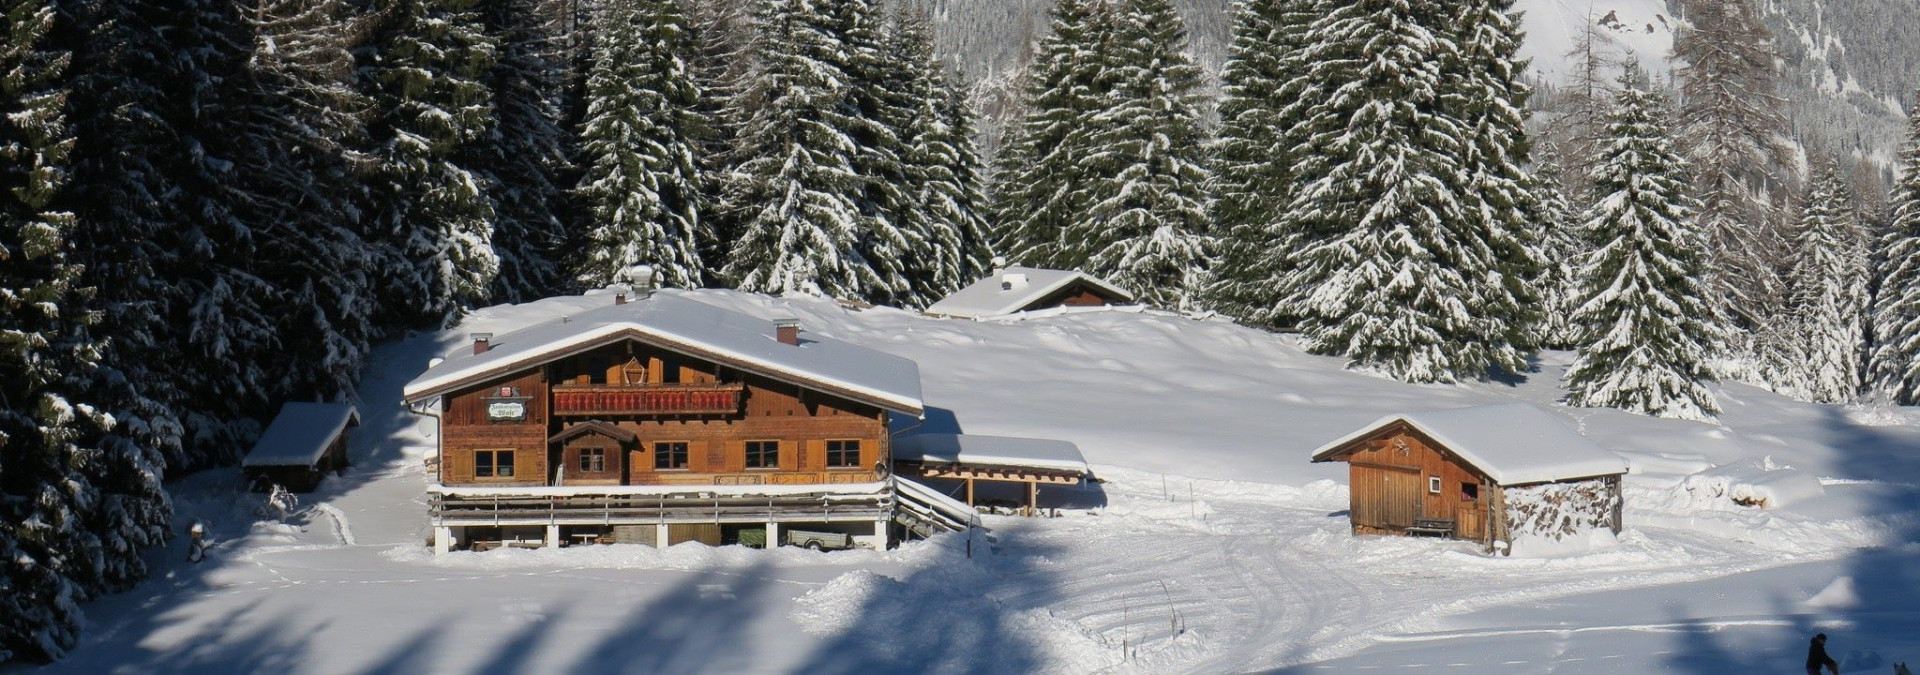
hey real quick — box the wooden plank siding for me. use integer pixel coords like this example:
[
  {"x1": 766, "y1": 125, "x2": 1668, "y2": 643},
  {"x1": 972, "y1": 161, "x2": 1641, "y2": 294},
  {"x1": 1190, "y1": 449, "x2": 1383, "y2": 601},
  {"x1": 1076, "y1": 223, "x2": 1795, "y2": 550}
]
[
  {"x1": 437, "y1": 338, "x2": 888, "y2": 490},
  {"x1": 1336, "y1": 427, "x2": 1492, "y2": 541}
]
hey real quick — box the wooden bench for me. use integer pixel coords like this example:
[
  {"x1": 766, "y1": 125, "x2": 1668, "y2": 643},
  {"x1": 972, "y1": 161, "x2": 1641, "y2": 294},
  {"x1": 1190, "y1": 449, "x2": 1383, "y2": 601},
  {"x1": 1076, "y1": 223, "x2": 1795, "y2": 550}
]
[{"x1": 1406, "y1": 517, "x2": 1455, "y2": 537}]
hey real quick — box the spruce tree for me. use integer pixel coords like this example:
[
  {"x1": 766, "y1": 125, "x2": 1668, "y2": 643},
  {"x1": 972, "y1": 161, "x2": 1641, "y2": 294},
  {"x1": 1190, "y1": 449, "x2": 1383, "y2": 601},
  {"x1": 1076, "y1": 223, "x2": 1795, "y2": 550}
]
[
  {"x1": 992, "y1": 0, "x2": 1107, "y2": 269},
  {"x1": 1276, "y1": 0, "x2": 1524, "y2": 382},
  {"x1": 1564, "y1": 68, "x2": 1719, "y2": 421},
  {"x1": 1074, "y1": 0, "x2": 1214, "y2": 311},
  {"x1": 358, "y1": 0, "x2": 501, "y2": 329},
  {"x1": 684, "y1": 0, "x2": 754, "y2": 275},
  {"x1": 939, "y1": 78, "x2": 996, "y2": 283},
  {"x1": 572, "y1": 0, "x2": 707, "y2": 289},
  {"x1": 1674, "y1": 0, "x2": 1792, "y2": 344},
  {"x1": 891, "y1": 8, "x2": 983, "y2": 305},
  {"x1": 1208, "y1": 0, "x2": 1315, "y2": 325},
  {"x1": 1869, "y1": 93, "x2": 1920, "y2": 404},
  {"x1": 836, "y1": 0, "x2": 918, "y2": 307},
  {"x1": 1532, "y1": 144, "x2": 1586, "y2": 350},
  {"x1": 0, "y1": 0, "x2": 168, "y2": 659},
  {"x1": 1778, "y1": 158, "x2": 1870, "y2": 403},
  {"x1": 475, "y1": 0, "x2": 571, "y2": 302},
  {"x1": 719, "y1": 0, "x2": 876, "y2": 298},
  {"x1": 1449, "y1": 0, "x2": 1543, "y2": 354}
]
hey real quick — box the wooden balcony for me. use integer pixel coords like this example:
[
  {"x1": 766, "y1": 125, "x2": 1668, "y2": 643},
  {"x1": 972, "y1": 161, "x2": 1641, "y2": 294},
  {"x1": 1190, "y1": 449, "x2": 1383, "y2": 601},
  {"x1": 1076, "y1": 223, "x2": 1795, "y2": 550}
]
[{"x1": 551, "y1": 383, "x2": 744, "y2": 417}]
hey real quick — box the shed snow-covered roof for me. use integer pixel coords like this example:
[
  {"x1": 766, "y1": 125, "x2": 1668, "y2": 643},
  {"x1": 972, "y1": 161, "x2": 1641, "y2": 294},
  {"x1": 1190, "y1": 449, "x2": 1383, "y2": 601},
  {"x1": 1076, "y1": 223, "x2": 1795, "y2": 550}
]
[
  {"x1": 893, "y1": 434, "x2": 1091, "y2": 475},
  {"x1": 925, "y1": 266, "x2": 1133, "y2": 318},
  {"x1": 242, "y1": 402, "x2": 360, "y2": 468},
  {"x1": 1309, "y1": 404, "x2": 1627, "y2": 486},
  {"x1": 402, "y1": 291, "x2": 923, "y2": 416}
]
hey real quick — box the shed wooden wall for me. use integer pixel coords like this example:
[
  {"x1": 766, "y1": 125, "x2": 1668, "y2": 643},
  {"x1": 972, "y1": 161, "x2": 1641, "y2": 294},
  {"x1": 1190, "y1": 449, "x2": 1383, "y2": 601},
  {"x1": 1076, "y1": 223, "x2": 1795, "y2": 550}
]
[
  {"x1": 1026, "y1": 281, "x2": 1127, "y2": 312},
  {"x1": 1340, "y1": 427, "x2": 1491, "y2": 541}
]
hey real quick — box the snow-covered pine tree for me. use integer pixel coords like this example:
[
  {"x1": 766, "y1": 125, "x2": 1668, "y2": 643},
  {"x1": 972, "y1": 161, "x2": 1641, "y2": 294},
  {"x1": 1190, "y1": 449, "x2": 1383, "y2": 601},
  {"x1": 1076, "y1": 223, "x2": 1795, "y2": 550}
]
[
  {"x1": 890, "y1": 8, "x2": 970, "y2": 305},
  {"x1": 684, "y1": 0, "x2": 755, "y2": 275},
  {"x1": 992, "y1": 0, "x2": 1108, "y2": 270},
  {"x1": 358, "y1": 0, "x2": 501, "y2": 329},
  {"x1": 1073, "y1": 0, "x2": 1214, "y2": 311},
  {"x1": 838, "y1": 0, "x2": 918, "y2": 307},
  {"x1": 1564, "y1": 67, "x2": 1719, "y2": 421},
  {"x1": 1208, "y1": 0, "x2": 1316, "y2": 326},
  {"x1": 1776, "y1": 158, "x2": 1870, "y2": 403},
  {"x1": 1541, "y1": 8, "x2": 1618, "y2": 207},
  {"x1": 474, "y1": 0, "x2": 571, "y2": 302},
  {"x1": 941, "y1": 86, "x2": 996, "y2": 283},
  {"x1": 65, "y1": 0, "x2": 273, "y2": 467},
  {"x1": 237, "y1": 0, "x2": 378, "y2": 401},
  {"x1": 1531, "y1": 144, "x2": 1586, "y2": 350},
  {"x1": 1276, "y1": 0, "x2": 1525, "y2": 382},
  {"x1": 1674, "y1": 0, "x2": 1793, "y2": 350},
  {"x1": 0, "y1": 0, "x2": 168, "y2": 659},
  {"x1": 572, "y1": 0, "x2": 707, "y2": 289},
  {"x1": 719, "y1": 0, "x2": 876, "y2": 298},
  {"x1": 1868, "y1": 93, "x2": 1920, "y2": 405},
  {"x1": 1447, "y1": 0, "x2": 1543, "y2": 355}
]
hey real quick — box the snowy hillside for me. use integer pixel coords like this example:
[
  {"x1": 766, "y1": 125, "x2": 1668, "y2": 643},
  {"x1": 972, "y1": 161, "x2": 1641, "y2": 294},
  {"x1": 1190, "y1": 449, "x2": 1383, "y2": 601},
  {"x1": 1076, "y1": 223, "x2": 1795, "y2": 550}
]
[
  {"x1": 1513, "y1": 0, "x2": 1677, "y2": 82},
  {"x1": 30, "y1": 289, "x2": 1920, "y2": 674}
]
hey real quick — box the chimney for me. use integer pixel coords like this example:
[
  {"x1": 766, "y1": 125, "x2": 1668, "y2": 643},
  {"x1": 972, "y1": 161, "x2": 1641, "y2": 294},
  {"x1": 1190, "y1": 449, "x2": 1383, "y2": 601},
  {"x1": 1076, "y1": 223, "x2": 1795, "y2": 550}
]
[
  {"x1": 615, "y1": 293, "x2": 627, "y2": 305},
  {"x1": 774, "y1": 318, "x2": 800, "y2": 346},
  {"x1": 471, "y1": 333, "x2": 493, "y2": 355}
]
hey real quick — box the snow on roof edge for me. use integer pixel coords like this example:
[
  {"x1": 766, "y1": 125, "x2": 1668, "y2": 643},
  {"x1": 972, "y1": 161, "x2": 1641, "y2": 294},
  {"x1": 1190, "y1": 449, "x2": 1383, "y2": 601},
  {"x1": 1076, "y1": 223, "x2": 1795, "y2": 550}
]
[
  {"x1": 242, "y1": 402, "x2": 360, "y2": 467},
  {"x1": 893, "y1": 433, "x2": 1091, "y2": 474},
  {"x1": 926, "y1": 267, "x2": 1134, "y2": 318},
  {"x1": 1310, "y1": 404, "x2": 1628, "y2": 485}
]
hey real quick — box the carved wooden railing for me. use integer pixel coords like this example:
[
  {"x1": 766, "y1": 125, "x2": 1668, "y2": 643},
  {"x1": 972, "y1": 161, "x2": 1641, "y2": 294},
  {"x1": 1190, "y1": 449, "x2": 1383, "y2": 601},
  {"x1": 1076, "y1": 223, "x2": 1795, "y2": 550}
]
[{"x1": 551, "y1": 383, "x2": 744, "y2": 416}]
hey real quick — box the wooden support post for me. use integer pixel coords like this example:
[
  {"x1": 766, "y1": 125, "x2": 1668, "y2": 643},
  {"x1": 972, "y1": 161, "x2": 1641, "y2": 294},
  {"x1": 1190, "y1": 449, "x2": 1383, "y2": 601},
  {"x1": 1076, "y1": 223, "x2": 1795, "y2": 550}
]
[
  {"x1": 965, "y1": 478, "x2": 975, "y2": 507},
  {"x1": 1027, "y1": 480, "x2": 1038, "y2": 517}
]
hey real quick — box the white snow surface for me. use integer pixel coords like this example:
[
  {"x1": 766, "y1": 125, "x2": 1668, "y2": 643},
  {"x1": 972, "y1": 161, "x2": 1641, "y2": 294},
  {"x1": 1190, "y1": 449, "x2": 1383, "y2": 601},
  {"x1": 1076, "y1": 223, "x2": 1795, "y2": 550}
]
[
  {"x1": 239, "y1": 402, "x2": 359, "y2": 468},
  {"x1": 924, "y1": 266, "x2": 1133, "y2": 318},
  {"x1": 892, "y1": 433, "x2": 1091, "y2": 474},
  {"x1": 1309, "y1": 403, "x2": 1629, "y2": 486},
  {"x1": 403, "y1": 289, "x2": 924, "y2": 415},
  {"x1": 38, "y1": 290, "x2": 1920, "y2": 674},
  {"x1": 1515, "y1": 0, "x2": 1679, "y2": 84}
]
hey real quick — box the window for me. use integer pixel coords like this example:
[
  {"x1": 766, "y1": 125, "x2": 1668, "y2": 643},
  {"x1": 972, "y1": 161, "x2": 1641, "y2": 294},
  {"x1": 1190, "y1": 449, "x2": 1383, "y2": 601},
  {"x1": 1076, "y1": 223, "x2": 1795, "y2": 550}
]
[
  {"x1": 654, "y1": 441, "x2": 689, "y2": 470},
  {"x1": 745, "y1": 440, "x2": 779, "y2": 469},
  {"x1": 1428, "y1": 476, "x2": 1442, "y2": 494},
  {"x1": 579, "y1": 448, "x2": 606, "y2": 473},
  {"x1": 476, "y1": 450, "x2": 516, "y2": 479},
  {"x1": 1461, "y1": 482, "x2": 1479, "y2": 502},
  {"x1": 826, "y1": 440, "x2": 860, "y2": 468}
]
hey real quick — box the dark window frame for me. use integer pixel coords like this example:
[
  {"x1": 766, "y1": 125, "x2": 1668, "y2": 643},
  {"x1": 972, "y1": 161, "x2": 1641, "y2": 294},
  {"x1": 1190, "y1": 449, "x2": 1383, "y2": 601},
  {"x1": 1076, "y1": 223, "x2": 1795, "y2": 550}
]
[
  {"x1": 579, "y1": 447, "x2": 607, "y2": 473},
  {"x1": 745, "y1": 440, "x2": 779, "y2": 469},
  {"x1": 476, "y1": 449, "x2": 516, "y2": 479},
  {"x1": 825, "y1": 439, "x2": 861, "y2": 469},
  {"x1": 654, "y1": 441, "x2": 689, "y2": 470}
]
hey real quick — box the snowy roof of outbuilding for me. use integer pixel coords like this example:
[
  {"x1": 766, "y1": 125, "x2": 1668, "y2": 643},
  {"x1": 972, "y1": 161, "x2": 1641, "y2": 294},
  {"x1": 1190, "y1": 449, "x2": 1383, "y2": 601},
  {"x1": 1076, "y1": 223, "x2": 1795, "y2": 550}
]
[
  {"x1": 402, "y1": 291, "x2": 924, "y2": 416},
  {"x1": 242, "y1": 402, "x2": 360, "y2": 468},
  {"x1": 1309, "y1": 404, "x2": 1628, "y2": 486},
  {"x1": 893, "y1": 433, "x2": 1091, "y2": 475},
  {"x1": 925, "y1": 266, "x2": 1133, "y2": 318}
]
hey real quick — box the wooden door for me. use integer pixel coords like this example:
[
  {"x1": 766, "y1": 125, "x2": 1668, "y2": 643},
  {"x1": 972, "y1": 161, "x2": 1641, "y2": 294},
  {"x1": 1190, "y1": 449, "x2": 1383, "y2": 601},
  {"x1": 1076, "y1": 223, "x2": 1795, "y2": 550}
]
[{"x1": 1382, "y1": 470, "x2": 1419, "y2": 529}]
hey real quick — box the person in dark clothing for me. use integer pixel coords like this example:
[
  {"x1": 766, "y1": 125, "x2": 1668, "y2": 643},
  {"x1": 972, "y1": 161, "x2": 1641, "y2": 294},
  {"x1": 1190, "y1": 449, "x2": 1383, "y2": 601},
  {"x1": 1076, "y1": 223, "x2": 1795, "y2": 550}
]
[{"x1": 1805, "y1": 633, "x2": 1839, "y2": 675}]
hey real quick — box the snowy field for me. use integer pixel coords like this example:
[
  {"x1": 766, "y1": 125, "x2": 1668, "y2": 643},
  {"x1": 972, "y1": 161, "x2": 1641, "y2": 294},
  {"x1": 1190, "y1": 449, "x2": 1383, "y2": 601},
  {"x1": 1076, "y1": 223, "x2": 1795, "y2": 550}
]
[{"x1": 20, "y1": 288, "x2": 1920, "y2": 674}]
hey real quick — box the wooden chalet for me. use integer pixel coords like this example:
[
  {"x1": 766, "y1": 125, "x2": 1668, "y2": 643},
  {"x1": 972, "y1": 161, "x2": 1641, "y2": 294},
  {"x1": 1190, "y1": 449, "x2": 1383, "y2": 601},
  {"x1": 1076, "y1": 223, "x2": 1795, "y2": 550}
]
[
  {"x1": 893, "y1": 434, "x2": 1091, "y2": 515},
  {"x1": 402, "y1": 290, "x2": 972, "y2": 553},
  {"x1": 242, "y1": 402, "x2": 359, "y2": 492},
  {"x1": 925, "y1": 266, "x2": 1133, "y2": 318},
  {"x1": 1309, "y1": 404, "x2": 1628, "y2": 550}
]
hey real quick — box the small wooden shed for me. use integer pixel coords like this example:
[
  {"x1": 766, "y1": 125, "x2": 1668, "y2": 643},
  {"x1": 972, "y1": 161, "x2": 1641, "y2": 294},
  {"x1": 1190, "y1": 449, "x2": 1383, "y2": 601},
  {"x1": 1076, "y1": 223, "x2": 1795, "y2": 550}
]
[
  {"x1": 242, "y1": 402, "x2": 360, "y2": 492},
  {"x1": 1309, "y1": 404, "x2": 1628, "y2": 550}
]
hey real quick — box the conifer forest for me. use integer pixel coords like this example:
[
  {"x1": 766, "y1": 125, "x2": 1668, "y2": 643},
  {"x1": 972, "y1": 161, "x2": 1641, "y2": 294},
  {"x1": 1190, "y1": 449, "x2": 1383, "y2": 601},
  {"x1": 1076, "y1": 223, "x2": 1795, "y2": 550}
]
[{"x1": 3, "y1": 0, "x2": 1920, "y2": 662}]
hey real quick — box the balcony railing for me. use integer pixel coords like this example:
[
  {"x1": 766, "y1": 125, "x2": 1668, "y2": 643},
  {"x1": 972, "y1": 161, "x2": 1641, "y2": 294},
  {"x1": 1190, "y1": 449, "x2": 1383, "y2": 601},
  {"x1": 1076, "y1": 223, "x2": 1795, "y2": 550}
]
[{"x1": 551, "y1": 383, "x2": 744, "y2": 416}]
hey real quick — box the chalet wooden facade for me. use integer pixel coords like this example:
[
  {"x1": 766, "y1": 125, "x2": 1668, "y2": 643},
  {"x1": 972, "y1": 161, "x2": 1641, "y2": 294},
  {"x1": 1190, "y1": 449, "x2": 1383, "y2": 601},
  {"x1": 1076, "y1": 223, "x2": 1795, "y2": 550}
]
[
  {"x1": 925, "y1": 266, "x2": 1134, "y2": 318},
  {"x1": 403, "y1": 291, "x2": 954, "y2": 553},
  {"x1": 1310, "y1": 404, "x2": 1629, "y2": 551}
]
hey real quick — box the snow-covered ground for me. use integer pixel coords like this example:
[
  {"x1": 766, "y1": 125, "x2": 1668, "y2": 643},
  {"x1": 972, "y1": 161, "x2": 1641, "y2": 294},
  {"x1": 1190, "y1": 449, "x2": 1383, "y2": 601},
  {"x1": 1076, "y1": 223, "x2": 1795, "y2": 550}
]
[{"x1": 22, "y1": 289, "x2": 1920, "y2": 674}]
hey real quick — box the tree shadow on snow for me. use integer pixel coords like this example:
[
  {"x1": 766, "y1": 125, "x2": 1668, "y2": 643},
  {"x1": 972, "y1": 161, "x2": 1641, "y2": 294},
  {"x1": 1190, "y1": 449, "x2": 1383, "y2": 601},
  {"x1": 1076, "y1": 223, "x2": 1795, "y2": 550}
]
[
  {"x1": 786, "y1": 523, "x2": 1067, "y2": 675},
  {"x1": 1660, "y1": 406, "x2": 1920, "y2": 673}
]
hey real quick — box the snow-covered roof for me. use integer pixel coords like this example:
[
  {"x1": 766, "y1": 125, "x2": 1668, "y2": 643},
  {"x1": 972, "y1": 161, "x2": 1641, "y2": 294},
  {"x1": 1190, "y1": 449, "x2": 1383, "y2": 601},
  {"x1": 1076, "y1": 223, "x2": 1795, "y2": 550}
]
[
  {"x1": 242, "y1": 402, "x2": 360, "y2": 468},
  {"x1": 925, "y1": 266, "x2": 1133, "y2": 318},
  {"x1": 893, "y1": 433, "x2": 1091, "y2": 475},
  {"x1": 403, "y1": 291, "x2": 924, "y2": 416},
  {"x1": 1309, "y1": 404, "x2": 1628, "y2": 486}
]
